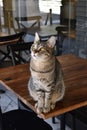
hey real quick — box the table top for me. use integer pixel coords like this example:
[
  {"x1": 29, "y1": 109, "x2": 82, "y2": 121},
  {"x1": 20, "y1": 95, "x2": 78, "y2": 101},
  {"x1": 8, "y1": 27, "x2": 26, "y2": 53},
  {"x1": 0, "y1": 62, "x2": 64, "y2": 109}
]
[
  {"x1": 0, "y1": 32, "x2": 21, "y2": 46},
  {"x1": 0, "y1": 54, "x2": 87, "y2": 119},
  {"x1": 28, "y1": 24, "x2": 67, "y2": 39},
  {"x1": 28, "y1": 24, "x2": 57, "y2": 39}
]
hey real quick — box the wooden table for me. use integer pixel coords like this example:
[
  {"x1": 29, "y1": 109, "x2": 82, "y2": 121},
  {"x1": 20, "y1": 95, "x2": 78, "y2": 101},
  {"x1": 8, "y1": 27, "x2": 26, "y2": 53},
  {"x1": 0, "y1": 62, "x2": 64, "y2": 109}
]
[
  {"x1": 28, "y1": 24, "x2": 58, "y2": 40},
  {"x1": 28, "y1": 24, "x2": 68, "y2": 39},
  {"x1": 0, "y1": 54, "x2": 87, "y2": 129},
  {"x1": 0, "y1": 54, "x2": 87, "y2": 117}
]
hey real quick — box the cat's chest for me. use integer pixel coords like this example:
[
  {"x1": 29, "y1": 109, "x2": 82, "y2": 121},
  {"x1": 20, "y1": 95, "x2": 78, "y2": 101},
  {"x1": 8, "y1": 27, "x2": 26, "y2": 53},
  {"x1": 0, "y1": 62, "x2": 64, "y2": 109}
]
[
  {"x1": 30, "y1": 58, "x2": 55, "y2": 72},
  {"x1": 30, "y1": 59, "x2": 56, "y2": 80}
]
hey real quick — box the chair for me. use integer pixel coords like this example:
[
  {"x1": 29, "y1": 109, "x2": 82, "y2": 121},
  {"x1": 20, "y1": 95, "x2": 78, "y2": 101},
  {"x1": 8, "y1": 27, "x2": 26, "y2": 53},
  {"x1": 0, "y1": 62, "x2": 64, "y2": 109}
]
[
  {"x1": 9, "y1": 42, "x2": 33, "y2": 65},
  {"x1": 15, "y1": 16, "x2": 41, "y2": 32},
  {"x1": 0, "y1": 107, "x2": 52, "y2": 130},
  {"x1": 0, "y1": 31, "x2": 25, "y2": 64},
  {"x1": 0, "y1": 32, "x2": 25, "y2": 93},
  {"x1": 8, "y1": 42, "x2": 33, "y2": 111},
  {"x1": 65, "y1": 106, "x2": 87, "y2": 130},
  {"x1": 55, "y1": 25, "x2": 68, "y2": 55}
]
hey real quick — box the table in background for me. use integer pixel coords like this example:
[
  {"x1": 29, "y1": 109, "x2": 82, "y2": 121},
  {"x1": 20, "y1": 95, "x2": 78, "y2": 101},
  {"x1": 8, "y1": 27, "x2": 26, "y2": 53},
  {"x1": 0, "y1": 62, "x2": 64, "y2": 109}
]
[
  {"x1": 28, "y1": 24, "x2": 67, "y2": 39},
  {"x1": 0, "y1": 54, "x2": 87, "y2": 129}
]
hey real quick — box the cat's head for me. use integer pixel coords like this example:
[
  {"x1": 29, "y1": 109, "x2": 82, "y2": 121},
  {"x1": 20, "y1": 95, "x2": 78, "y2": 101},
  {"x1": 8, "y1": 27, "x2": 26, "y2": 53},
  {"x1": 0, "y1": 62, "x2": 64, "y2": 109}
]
[{"x1": 31, "y1": 32, "x2": 56, "y2": 61}]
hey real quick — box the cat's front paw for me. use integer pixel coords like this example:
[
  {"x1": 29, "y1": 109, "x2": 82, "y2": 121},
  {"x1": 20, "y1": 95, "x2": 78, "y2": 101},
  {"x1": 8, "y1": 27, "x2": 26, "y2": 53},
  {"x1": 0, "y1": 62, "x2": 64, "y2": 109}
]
[
  {"x1": 43, "y1": 103, "x2": 56, "y2": 113},
  {"x1": 51, "y1": 103, "x2": 55, "y2": 110},
  {"x1": 35, "y1": 103, "x2": 43, "y2": 114},
  {"x1": 43, "y1": 107, "x2": 51, "y2": 113}
]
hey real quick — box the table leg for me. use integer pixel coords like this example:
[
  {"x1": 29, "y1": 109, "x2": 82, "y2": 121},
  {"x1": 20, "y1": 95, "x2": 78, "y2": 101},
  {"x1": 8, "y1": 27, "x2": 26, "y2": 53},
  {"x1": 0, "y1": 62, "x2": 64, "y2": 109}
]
[
  {"x1": 72, "y1": 113, "x2": 76, "y2": 130},
  {"x1": 60, "y1": 113, "x2": 66, "y2": 130},
  {"x1": 52, "y1": 117, "x2": 55, "y2": 123}
]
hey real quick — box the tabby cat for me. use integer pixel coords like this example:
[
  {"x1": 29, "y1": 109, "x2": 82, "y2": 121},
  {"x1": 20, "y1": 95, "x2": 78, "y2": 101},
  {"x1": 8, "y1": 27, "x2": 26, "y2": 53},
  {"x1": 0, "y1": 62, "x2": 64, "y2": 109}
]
[{"x1": 28, "y1": 32, "x2": 65, "y2": 114}]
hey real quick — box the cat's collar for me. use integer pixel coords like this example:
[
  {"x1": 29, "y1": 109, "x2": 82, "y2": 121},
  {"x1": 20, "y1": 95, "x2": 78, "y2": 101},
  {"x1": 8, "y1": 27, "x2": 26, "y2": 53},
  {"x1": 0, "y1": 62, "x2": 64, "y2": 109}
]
[{"x1": 30, "y1": 67, "x2": 53, "y2": 73}]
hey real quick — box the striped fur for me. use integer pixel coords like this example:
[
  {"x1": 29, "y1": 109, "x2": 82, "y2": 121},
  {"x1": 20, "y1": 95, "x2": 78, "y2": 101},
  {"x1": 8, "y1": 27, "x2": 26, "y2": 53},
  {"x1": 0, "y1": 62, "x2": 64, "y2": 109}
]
[{"x1": 28, "y1": 33, "x2": 65, "y2": 113}]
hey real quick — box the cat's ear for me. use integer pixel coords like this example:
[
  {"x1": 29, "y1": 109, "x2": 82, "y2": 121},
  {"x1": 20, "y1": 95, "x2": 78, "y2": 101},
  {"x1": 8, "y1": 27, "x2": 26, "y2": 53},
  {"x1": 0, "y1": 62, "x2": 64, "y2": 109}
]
[
  {"x1": 34, "y1": 32, "x2": 40, "y2": 44},
  {"x1": 47, "y1": 36, "x2": 56, "y2": 48}
]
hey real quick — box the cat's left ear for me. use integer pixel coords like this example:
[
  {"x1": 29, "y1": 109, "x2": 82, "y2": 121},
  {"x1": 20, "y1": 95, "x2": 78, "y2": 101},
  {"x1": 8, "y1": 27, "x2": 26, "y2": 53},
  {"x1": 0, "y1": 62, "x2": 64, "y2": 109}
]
[
  {"x1": 47, "y1": 36, "x2": 56, "y2": 48},
  {"x1": 34, "y1": 32, "x2": 40, "y2": 44}
]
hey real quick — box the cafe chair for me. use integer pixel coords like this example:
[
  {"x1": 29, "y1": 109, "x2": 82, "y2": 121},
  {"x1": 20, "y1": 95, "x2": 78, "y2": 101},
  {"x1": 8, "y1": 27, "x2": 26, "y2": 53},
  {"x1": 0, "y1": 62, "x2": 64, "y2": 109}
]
[
  {"x1": 8, "y1": 42, "x2": 33, "y2": 112},
  {"x1": 0, "y1": 32, "x2": 25, "y2": 93},
  {"x1": 64, "y1": 106, "x2": 87, "y2": 130},
  {"x1": 0, "y1": 107, "x2": 52, "y2": 130},
  {"x1": 55, "y1": 25, "x2": 68, "y2": 55},
  {"x1": 15, "y1": 16, "x2": 41, "y2": 32},
  {"x1": 0, "y1": 31, "x2": 25, "y2": 64},
  {"x1": 9, "y1": 42, "x2": 33, "y2": 65}
]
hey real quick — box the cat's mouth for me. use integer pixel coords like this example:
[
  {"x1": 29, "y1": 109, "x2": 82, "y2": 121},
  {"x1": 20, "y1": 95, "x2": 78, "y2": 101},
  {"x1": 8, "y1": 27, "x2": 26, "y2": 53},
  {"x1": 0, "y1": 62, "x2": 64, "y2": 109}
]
[
  {"x1": 31, "y1": 52, "x2": 37, "y2": 57},
  {"x1": 32, "y1": 54, "x2": 37, "y2": 59}
]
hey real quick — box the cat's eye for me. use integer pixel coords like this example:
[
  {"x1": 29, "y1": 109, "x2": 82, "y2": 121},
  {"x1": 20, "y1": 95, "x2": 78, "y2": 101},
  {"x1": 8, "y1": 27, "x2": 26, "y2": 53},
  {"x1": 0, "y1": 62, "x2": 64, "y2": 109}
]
[
  {"x1": 40, "y1": 48, "x2": 44, "y2": 51},
  {"x1": 38, "y1": 46, "x2": 44, "y2": 51}
]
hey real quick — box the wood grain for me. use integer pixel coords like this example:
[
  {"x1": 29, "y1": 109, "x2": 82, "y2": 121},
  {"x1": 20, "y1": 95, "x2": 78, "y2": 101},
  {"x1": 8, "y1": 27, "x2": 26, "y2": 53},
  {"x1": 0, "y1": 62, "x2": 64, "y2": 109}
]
[{"x1": 0, "y1": 54, "x2": 87, "y2": 119}]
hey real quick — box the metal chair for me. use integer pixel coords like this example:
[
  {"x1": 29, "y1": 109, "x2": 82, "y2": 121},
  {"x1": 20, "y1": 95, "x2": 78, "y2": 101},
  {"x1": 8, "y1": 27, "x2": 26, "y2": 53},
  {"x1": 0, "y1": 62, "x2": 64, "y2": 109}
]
[
  {"x1": 8, "y1": 42, "x2": 33, "y2": 65},
  {"x1": 7, "y1": 41, "x2": 33, "y2": 112},
  {"x1": 65, "y1": 106, "x2": 87, "y2": 130},
  {"x1": 0, "y1": 32, "x2": 25, "y2": 93},
  {"x1": 15, "y1": 16, "x2": 41, "y2": 32},
  {"x1": 55, "y1": 25, "x2": 68, "y2": 55},
  {"x1": 0, "y1": 31, "x2": 25, "y2": 64}
]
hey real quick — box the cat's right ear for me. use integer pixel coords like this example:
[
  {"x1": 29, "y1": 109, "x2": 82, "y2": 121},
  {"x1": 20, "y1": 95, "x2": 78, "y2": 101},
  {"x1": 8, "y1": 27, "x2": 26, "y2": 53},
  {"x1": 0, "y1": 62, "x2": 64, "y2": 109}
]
[
  {"x1": 47, "y1": 36, "x2": 56, "y2": 48},
  {"x1": 34, "y1": 32, "x2": 40, "y2": 44}
]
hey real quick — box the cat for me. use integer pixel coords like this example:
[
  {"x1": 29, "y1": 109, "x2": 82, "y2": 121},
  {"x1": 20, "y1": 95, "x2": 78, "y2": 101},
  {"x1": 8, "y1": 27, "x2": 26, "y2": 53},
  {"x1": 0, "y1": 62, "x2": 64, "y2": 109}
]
[{"x1": 28, "y1": 32, "x2": 65, "y2": 114}]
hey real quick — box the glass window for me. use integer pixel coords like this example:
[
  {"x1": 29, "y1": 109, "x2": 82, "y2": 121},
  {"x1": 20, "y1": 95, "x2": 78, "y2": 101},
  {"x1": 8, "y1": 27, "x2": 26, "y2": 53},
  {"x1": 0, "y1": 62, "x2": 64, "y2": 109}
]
[{"x1": 39, "y1": 0, "x2": 62, "y2": 14}]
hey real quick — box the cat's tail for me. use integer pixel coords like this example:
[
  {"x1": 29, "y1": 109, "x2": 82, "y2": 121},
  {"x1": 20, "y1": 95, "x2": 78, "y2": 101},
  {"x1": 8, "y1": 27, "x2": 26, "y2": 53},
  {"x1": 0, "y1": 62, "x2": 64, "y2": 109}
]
[{"x1": 57, "y1": 80, "x2": 65, "y2": 102}]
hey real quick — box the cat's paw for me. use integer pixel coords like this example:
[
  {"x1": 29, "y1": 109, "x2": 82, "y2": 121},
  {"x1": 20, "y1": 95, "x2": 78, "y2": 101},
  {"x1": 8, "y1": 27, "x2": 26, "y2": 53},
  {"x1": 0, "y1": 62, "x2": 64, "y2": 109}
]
[
  {"x1": 43, "y1": 103, "x2": 56, "y2": 113},
  {"x1": 37, "y1": 107, "x2": 43, "y2": 114},
  {"x1": 51, "y1": 103, "x2": 55, "y2": 110},
  {"x1": 43, "y1": 107, "x2": 51, "y2": 113},
  {"x1": 35, "y1": 103, "x2": 43, "y2": 114}
]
